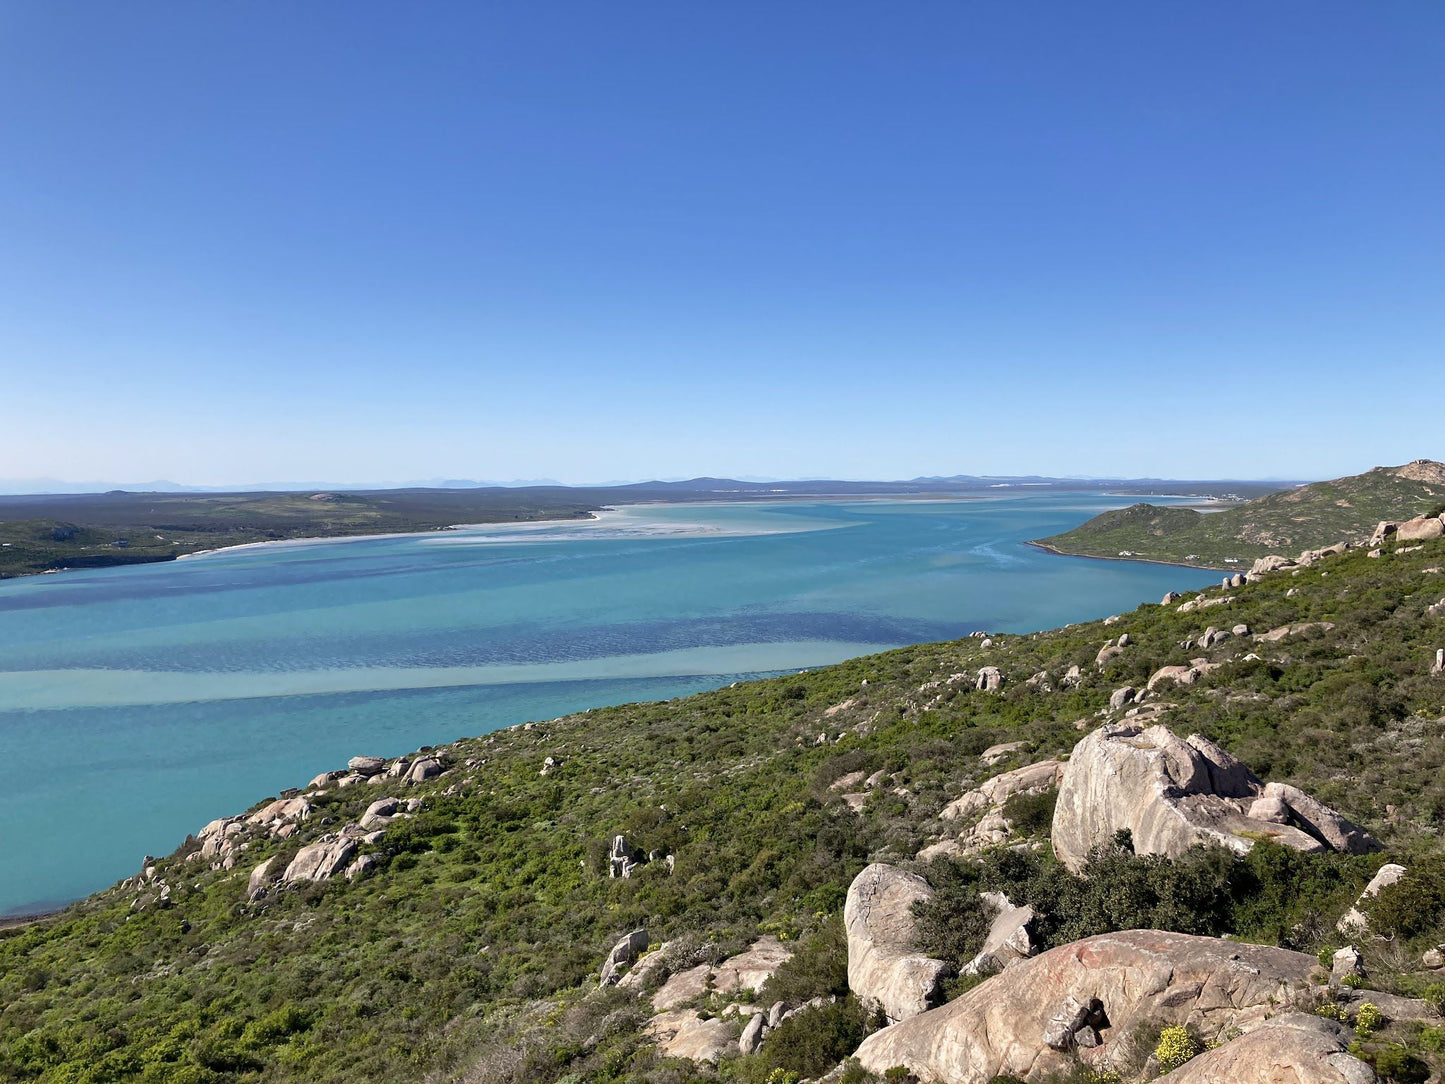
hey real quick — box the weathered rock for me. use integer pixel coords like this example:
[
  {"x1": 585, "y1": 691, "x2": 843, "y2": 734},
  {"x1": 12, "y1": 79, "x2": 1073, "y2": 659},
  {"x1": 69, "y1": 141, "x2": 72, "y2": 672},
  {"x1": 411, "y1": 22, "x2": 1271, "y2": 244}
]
[
  {"x1": 1230, "y1": 572, "x2": 1247, "y2": 588},
  {"x1": 941, "y1": 760, "x2": 1064, "y2": 822},
  {"x1": 1250, "y1": 554, "x2": 1295, "y2": 576},
  {"x1": 975, "y1": 666, "x2": 1003, "y2": 692},
  {"x1": 712, "y1": 937, "x2": 792, "y2": 995},
  {"x1": 348, "y1": 755, "x2": 386, "y2": 776},
  {"x1": 406, "y1": 757, "x2": 442, "y2": 784},
  {"x1": 360, "y1": 797, "x2": 399, "y2": 829},
  {"x1": 1060, "y1": 664, "x2": 1082, "y2": 687},
  {"x1": 980, "y1": 741, "x2": 1026, "y2": 765},
  {"x1": 1052, "y1": 724, "x2": 1378, "y2": 872},
  {"x1": 1338, "y1": 863, "x2": 1408, "y2": 933},
  {"x1": 1423, "y1": 948, "x2": 1445, "y2": 970},
  {"x1": 1370, "y1": 521, "x2": 1398, "y2": 546},
  {"x1": 608, "y1": 834, "x2": 638, "y2": 879},
  {"x1": 1256, "y1": 621, "x2": 1336, "y2": 643},
  {"x1": 1108, "y1": 686, "x2": 1135, "y2": 711},
  {"x1": 599, "y1": 928, "x2": 649, "y2": 986},
  {"x1": 768, "y1": 1001, "x2": 785, "y2": 1028},
  {"x1": 647, "y1": 1011, "x2": 735, "y2": 1063},
  {"x1": 845, "y1": 864, "x2": 950, "y2": 1023},
  {"x1": 1397, "y1": 515, "x2": 1445, "y2": 542},
  {"x1": 1434, "y1": 648, "x2": 1445, "y2": 676},
  {"x1": 1095, "y1": 644, "x2": 1124, "y2": 668},
  {"x1": 738, "y1": 1012, "x2": 766, "y2": 1055},
  {"x1": 829, "y1": 770, "x2": 867, "y2": 791},
  {"x1": 854, "y1": 931, "x2": 1322, "y2": 1083},
  {"x1": 653, "y1": 963, "x2": 713, "y2": 1011},
  {"x1": 283, "y1": 833, "x2": 358, "y2": 883},
  {"x1": 246, "y1": 857, "x2": 277, "y2": 901},
  {"x1": 615, "y1": 941, "x2": 670, "y2": 991},
  {"x1": 1161, "y1": 591, "x2": 1182, "y2": 605},
  {"x1": 1153, "y1": 1014, "x2": 1375, "y2": 1084},
  {"x1": 1331, "y1": 945, "x2": 1365, "y2": 986},
  {"x1": 963, "y1": 891, "x2": 1034, "y2": 975},
  {"x1": 344, "y1": 853, "x2": 380, "y2": 880},
  {"x1": 307, "y1": 771, "x2": 336, "y2": 789}
]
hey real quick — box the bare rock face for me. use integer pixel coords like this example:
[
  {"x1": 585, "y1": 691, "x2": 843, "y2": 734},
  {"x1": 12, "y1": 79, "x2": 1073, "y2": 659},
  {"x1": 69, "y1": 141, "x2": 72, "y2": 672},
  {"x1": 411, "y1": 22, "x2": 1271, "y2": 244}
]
[
  {"x1": 646, "y1": 1011, "x2": 735, "y2": 1064},
  {"x1": 246, "y1": 856, "x2": 278, "y2": 902},
  {"x1": 941, "y1": 761, "x2": 1064, "y2": 822},
  {"x1": 853, "y1": 930, "x2": 1320, "y2": 1083},
  {"x1": 650, "y1": 939, "x2": 793, "y2": 1012},
  {"x1": 1397, "y1": 515, "x2": 1445, "y2": 542},
  {"x1": 599, "y1": 928, "x2": 649, "y2": 986},
  {"x1": 1052, "y1": 725, "x2": 1378, "y2": 873},
  {"x1": 976, "y1": 666, "x2": 1003, "y2": 692},
  {"x1": 1338, "y1": 863, "x2": 1408, "y2": 933},
  {"x1": 348, "y1": 755, "x2": 386, "y2": 776},
  {"x1": 283, "y1": 833, "x2": 358, "y2": 884},
  {"x1": 962, "y1": 891, "x2": 1034, "y2": 975},
  {"x1": 845, "y1": 864, "x2": 950, "y2": 1024},
  {"x1": 406, "y1": 757, "x2": 442, "y2": 784},
  {"x1": 1154, "y1": 1013, "x2": 1376, "y2": 1084}
]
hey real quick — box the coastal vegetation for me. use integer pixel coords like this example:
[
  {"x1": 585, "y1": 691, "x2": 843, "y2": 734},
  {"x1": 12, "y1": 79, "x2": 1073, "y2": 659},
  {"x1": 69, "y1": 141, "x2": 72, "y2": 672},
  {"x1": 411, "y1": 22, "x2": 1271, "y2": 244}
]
[
  {"x1": 1037, "y1": 460, "x2": 1445, "y2": 568},
  {"x1": 3, "y1": 511, "x2": 1445, "y2": 1082}
]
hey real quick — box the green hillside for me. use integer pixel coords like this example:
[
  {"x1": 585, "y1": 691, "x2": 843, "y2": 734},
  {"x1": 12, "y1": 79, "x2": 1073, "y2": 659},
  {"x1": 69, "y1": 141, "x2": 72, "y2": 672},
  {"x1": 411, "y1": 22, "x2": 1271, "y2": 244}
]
[
  {"x1": 1036, "y1": 459, "x2": 1445, "y2": 568},
  {"x1": 5, "y1": 529, "x2": 1445, "y2": 1083}
]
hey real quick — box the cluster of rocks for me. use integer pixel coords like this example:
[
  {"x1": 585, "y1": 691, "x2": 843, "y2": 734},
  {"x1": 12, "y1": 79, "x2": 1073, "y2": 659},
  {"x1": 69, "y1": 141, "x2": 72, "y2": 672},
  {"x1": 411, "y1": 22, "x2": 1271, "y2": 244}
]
[
  {"x1": 1051, "y1": 724, "x2": 1378, "y2": 872},
  {"x1": 852, "y1": 930, "x2": 1383, "y2": 1083},
  {"x1": 606, "y1": 834, "x2": 674, "y2": 878},
  {"x1": 638, "y1": 937, "x2": 795, "y2": 1063},
  {"x1": 308, "y1": 753, "x2": 444, "y2": 791},
  {"x1": 829, "y1": 766, "x2": 893, "y2": 812},
  {"x1": 1371, "y1": 514, "x2": 1445, "y2": 546},
  {"x1": 920, "y1": 758, "x2": 1063, "y2": 860}
]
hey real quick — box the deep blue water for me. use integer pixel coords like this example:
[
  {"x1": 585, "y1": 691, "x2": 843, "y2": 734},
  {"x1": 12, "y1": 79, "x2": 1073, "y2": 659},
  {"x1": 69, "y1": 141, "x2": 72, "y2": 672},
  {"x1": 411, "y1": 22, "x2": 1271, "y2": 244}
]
[{"x1": 0, "y1": 496, "x2": 1215, "y2": 913}]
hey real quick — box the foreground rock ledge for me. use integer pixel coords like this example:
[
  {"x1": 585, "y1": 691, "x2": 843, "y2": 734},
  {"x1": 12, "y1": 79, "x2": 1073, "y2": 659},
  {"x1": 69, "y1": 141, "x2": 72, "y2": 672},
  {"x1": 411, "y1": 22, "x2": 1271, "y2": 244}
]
[{"x1": 854, "y1": 930, "x2": 1319, "y2": 1083}]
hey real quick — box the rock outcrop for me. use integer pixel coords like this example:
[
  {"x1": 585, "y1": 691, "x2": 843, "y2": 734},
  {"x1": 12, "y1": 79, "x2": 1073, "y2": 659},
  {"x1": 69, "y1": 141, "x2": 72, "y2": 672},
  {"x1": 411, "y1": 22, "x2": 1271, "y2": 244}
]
[
  {"x1": 647, "y1": 1011, "x2": 734, "y2": 1063},
  {"x1": 1338, "y1": 863, "x2": 1408, "y2": 933},
  {"x1": 599, "y1": 928, "x2": 649, "y2": 986},
  {"x1": 940, "y1": 760, "x2": 1064, "y2": 822},
  {"x1": 1153, "y1": 1013, "x2": 1376, "y2": 1084},
  {"x1": 845, "y1": 864, "x2": 950, "y2": 1024},
  {"x1": 853, "y1": 930, "x2": 1321, "y2": 1083},
  {"x1": 1397, "y1": 515, "x2": 1445, "y2": 542},
  {"x1": 1052, "y1": 725, "x2": 1378, "y2": 872},
  {"x1": 283, "y1": 833, "x2": 358, "y2": 884},
  {"x1": 650, "y1": 938, "x2": 794, "y2": 1011},
  {"x1": 962, "y1": 891, "x2": 1034, "y2": 976}
]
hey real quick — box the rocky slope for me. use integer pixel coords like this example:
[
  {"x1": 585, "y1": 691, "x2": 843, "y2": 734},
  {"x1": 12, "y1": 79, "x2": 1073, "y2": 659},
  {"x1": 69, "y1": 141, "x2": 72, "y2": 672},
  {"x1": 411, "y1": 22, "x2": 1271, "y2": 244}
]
[
  {"x1": 4, "y1": 528, "x2": 1445, "y2": 1083},
  {"x1": 1037, "y1": 459, "x2": 1445, "y2": 567}
]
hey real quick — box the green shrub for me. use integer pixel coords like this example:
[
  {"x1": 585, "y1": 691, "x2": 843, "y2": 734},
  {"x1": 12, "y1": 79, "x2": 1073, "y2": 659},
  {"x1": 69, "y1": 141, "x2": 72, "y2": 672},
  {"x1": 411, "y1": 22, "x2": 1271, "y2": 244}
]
[{"x1": 762, "y1": 999, "x2": 867, "y2": 1078}]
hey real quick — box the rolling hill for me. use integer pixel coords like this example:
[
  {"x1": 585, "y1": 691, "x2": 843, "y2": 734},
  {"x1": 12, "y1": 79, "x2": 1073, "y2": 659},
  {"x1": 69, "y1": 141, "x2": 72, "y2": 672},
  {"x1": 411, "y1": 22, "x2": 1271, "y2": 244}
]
[{"x1": 1035, "y1": 459, "x2": 1445, "y2": 568}]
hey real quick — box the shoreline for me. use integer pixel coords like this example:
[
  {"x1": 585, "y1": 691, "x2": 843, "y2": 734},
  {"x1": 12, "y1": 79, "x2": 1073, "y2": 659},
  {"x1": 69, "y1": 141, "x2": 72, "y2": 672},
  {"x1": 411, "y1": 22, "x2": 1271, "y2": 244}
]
[
  {"x1": 1023, "y1": 539, "x2": 1233, "y2": 572},
  {"x1": 175, "y1": 510, "x2": 604, "y2": 563}
]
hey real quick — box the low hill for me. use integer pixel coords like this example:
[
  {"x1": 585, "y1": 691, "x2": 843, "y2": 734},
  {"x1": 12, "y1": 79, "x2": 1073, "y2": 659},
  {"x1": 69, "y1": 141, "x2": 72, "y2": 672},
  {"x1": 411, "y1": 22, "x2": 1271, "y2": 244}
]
[
  {"x1": 4, "y1": 528, "x2": 1445, "y2": 1083},
  {"x1": 1035, "y1": 459, "x2": 1445, "y2": 567}
]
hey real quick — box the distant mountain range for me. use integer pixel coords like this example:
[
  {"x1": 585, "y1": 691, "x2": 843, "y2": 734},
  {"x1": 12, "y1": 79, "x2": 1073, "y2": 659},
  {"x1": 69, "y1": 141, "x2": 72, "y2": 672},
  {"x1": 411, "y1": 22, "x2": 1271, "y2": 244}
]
[{"x1": 0, "y1": 473, "x2": 1296, "y2": 497}]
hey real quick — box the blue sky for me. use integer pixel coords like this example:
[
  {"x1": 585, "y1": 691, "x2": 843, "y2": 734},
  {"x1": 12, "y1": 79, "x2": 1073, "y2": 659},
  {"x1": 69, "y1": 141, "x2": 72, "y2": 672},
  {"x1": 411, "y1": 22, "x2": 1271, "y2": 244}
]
[{"x1": 1, "y1": 3, "x2": 1442, "y2": 487}]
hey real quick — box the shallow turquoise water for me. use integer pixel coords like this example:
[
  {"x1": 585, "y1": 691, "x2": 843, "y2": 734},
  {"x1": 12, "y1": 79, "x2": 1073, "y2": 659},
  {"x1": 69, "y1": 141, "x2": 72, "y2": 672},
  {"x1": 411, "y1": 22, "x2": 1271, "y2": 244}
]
[{"x1": 0, "y1": 496, "x2": 1215, "y2": 913}]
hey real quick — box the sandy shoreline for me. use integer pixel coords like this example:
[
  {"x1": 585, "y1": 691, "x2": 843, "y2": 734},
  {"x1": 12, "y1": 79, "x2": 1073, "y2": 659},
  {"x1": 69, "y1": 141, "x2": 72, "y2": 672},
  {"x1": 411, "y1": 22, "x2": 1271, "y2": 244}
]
[{"x1": 1024, "y1": 539, "x2": 1231, "y2": 572}]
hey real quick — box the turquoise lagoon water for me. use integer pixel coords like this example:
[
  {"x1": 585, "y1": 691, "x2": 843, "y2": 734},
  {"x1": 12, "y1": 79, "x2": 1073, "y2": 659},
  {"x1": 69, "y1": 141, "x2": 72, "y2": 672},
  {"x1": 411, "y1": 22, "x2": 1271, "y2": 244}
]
[{"x1": 0, "y1": 496, "x2": 1216, "y2": 914}]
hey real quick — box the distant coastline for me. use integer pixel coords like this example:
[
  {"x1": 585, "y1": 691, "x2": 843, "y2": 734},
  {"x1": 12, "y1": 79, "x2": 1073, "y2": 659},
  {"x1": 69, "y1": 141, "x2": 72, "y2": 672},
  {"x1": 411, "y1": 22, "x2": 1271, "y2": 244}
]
[{"x1": 1024, "y1": 538, "x2": 1232, "y2": 572}]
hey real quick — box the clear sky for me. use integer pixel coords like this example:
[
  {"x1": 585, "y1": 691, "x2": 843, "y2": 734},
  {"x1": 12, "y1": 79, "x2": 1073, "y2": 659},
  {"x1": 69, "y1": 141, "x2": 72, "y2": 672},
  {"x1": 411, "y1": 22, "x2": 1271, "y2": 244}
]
[{"x1": 2, "y1": 3, "x2": 1442, "y2": 487}]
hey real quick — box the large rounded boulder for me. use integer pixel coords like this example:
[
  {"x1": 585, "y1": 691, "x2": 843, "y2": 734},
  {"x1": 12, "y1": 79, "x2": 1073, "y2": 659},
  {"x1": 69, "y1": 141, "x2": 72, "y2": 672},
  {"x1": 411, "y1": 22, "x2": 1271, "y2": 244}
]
[
  {"x1": 1051, "y1": 724, "x2": 1377, "y2": 872},
  {"x1": 853, "y1": 930, "x2": 1319, "y2": 1083},
  {"x1": 844, "y1": 864, "x2": 950, "y2": 1024}
]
